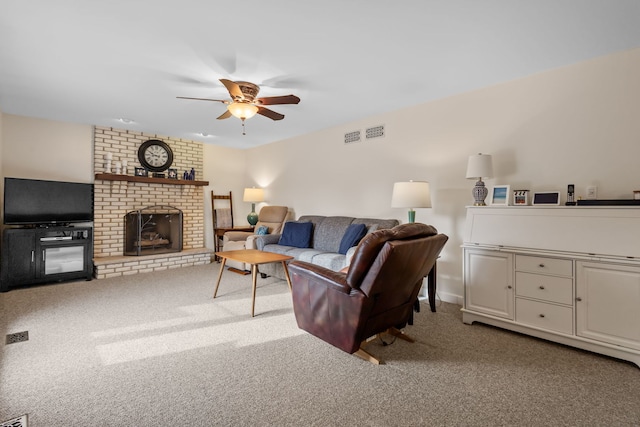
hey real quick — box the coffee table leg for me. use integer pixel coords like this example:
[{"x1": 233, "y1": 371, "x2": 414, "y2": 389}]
[
  {"x1": 281, "y1": 261, "x2": 292, "y2": 291},
  {"x1": 251, "y1": 264, "x2": 258, "y2": 317},
  {"x1": 213, "y1": 257, "x2": 227, "y2": 298}
]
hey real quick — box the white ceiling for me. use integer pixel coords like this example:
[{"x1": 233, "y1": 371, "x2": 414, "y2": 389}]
[{"x1": 2, "y1": 1, "x2": 640, "y2": 149}]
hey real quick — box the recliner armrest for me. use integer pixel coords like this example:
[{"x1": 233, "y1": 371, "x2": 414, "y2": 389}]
[
  {"x1": 222, "y1": 231, "x2": 253, "y2": 243},
  {"x1": 288, "y1": 260, "x2": 351, "y2": 294}
]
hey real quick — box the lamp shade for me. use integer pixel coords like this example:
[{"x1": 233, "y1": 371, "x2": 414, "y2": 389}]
[
  {"x1": 228, "y1": 102, "x2": 259, "y2": 120},
  {"x1": 466, "y1": 153, "x2": 494, "y2": 179},
  {"x1": 391, "y1": 181, "x2": 432, "y2": 208},
  {"x1": 243, "y1": 187, "x2": 264, "y2": 203}
]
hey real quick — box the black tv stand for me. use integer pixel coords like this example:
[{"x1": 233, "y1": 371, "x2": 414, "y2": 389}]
[
  {"x1": 36, "y1": 223, "x2": 72, "y2": 228},
  {"x1": 1, "y1": 226, "x2": 93, "y2": 292}
]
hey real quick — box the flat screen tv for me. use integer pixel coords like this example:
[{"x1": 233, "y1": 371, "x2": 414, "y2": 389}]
[{"x1": 3, "y1": 177, "x2": 94, "y2": 225}]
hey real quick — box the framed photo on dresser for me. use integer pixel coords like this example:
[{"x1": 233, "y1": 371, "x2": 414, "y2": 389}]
[{"x1": 490, "y1": 185, "x2": 510, "y2": 205}]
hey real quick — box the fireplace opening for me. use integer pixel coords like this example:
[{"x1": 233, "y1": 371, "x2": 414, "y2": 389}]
[{"x1": 124, "y1": 205, "x2": 183, "y2": 256}]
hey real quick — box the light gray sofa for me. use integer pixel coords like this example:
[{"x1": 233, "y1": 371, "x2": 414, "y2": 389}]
[{"x1": 255, "y1": 215, "x2": 399, "y2": 280}]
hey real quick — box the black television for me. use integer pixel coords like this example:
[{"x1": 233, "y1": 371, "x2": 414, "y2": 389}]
[{"x1": 3, "y1": 177, "x2": 94, "y2": 225}]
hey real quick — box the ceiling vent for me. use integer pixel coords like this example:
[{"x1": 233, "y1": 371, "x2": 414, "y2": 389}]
[
  {"x1": 366, "y1": 125, "x2": 385, "y2": 140},
  {"x1": 344, "y1": 130, "x2": 361, "y2": 144}
]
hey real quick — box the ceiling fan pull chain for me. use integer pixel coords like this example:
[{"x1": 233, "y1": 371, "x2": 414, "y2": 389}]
[{"x1": 242, "y1": 119, "x2": 247, "y2": 135}]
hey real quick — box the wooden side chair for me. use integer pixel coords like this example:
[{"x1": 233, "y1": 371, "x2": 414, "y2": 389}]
[{"x1": 211, "y1": 191, "x2": 234, "y2": 255}]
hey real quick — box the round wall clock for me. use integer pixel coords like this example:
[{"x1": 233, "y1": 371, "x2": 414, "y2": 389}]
[{"x1": 138, "y1": 139, "x2": 173, "y2": 172}]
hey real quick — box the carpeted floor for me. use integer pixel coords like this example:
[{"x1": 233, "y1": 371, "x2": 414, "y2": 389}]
[{"x1": 1, "y1": 263, "x2": 639, "y2": 426}]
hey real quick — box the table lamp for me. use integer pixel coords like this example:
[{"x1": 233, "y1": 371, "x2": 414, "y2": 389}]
[
  {"x1": 243, "y1": 187, "x2": 264, "y2": 226},
  {"x1": 391, "y1": 181, "x2": 432, "y2": 223},
  {"x1": 466, "y1": 153, "x2": 493, "y2": 206}
]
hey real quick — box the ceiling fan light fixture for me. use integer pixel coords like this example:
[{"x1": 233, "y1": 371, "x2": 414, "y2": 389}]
[{"x1": 227, "y1": 102, "x2": 259, "y2": 120}]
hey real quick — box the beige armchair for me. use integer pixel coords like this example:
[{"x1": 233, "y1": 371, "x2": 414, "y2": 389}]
[{"x1": 222, "y1": 205, "x2": 289, "y2": 272}]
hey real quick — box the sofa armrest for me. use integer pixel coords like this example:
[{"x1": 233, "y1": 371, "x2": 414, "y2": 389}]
[
  {"x1": 245, "y1": 234, "x2": 260, "y2": 250},
  {"x1": 223, "y1": 231, "x2": 253, "y2": 243},
  {"x1": 255, "y1": 233, "x2": 281, "y2": 250},
  {"x1": 345, "y1": 246, "x2": 358, "y2": 265}
]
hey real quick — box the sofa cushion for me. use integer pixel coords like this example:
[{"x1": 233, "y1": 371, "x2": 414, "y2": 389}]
[
  {"x1": 295, "y1": 249, "x2": 326, "y2": 263},
  {"x1": 338, "y1": 223, "x2": 367, "y2": 255},
  {"x1": 312, "y1": 216, "x2": 355, "y2": 252},
  {"x1": 262, "y1": 243, "x2": 296, "y2": 255},
  {"x1": 279, "y1": 221, "x2": 314, "y2": 248},
  {"x1": 310, "y1": 252, "x2": 348, "y2": 271}
]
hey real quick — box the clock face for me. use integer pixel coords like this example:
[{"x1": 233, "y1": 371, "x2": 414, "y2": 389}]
[{"x1": 138, "y1": 139, "x2": 173, "y2": 172}]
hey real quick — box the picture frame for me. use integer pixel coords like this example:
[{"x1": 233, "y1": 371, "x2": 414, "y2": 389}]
[
  {"x1": 167, "y1": 168, "x2": 178, "y2": 179},
  {"x1": 513, "y1": 189, "x2": 530, "y2": 206},
  {"x1": 134, "y1": 167, "x2": 148, "y2": 177},
  {"x1": 490, "y1": 185, "x2": 510, "y2": 205},
  {"x1": 532, "y1": 191, "x2": 561, "y2": 205}
]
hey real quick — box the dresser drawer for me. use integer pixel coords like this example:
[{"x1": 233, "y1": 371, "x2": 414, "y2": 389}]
[
  {"x1": 516, "y1": 255, "x2": 572, "y2": 277},
  {"x1": 516, "y1": 298, "x2": 573, "y2": 335},
  {"x1": 516, "y1": 272, "x2": 573, "y2": 305}
]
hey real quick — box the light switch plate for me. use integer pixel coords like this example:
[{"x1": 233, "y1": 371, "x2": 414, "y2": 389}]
[{"x1": 586, "y1": 186, "x2": 597, "y2": 199}]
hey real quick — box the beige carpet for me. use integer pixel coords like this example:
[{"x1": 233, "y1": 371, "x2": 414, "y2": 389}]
[{"x1": 1, "y1": 263, "x2": 639, "y2": 426}]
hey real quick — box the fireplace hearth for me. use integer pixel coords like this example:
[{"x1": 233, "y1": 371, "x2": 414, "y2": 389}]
[{"x1": 124, "y1": 205, "x2": 183, "y2": 256}]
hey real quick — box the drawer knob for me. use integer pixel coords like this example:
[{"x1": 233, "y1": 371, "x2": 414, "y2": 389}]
[
  {"x1": 507, "y1": 285, "x2": 513, "y2": 289},
  {"x1": 538, "y1": 263, "x2": 545, "y2": 268},
  {"x1": 539, "y1": 285, "x2": 545, "y2": 290},
  {"x1": 576, "y1": 297, "x2": 582, "y2": 302},
  {"x1": 539, "y1": 314, "x2": 545, "y2": 318}
]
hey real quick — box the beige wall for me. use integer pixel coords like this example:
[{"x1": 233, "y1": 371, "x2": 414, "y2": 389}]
[
  {"x1": 245, "y1": 47, "x2": 640, "y2": 303},
  {"x1": 1, "y1": 114, "x2": 93, "y2": 182},
  {"x1": 0, "y1": 110, "x2": 4, "y2": 221},
  {"x1": 2, "y1": 48, "x2": 640, "y2": 302},
  {"x1": 202, "y1": 143, "x2": 248, "y2": 249}
]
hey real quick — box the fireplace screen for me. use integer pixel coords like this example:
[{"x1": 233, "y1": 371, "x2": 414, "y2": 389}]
[{"x1": 124, "y1": 205, "x2": 183, "y2": 256}]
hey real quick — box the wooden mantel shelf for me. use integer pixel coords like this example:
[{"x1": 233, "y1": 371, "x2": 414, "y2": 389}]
[{"x1": 95, "y1": 173, "x2": 209, "y2": 186}]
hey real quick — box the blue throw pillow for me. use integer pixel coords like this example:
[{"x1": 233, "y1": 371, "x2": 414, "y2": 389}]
[
  {"x1": 256, "y1": 225, "x2": 269, "y2": 235},
  {"x1": 278, "y1": 221, "x2": 313, "y2": 248},
  {"x1": 338, "y1": 223, "x2": 367, "y2": 255}
]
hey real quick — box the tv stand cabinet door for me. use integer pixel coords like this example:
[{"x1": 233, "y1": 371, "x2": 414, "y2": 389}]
[{"x1": 2, "y1": 229, "x2": 37, "y2": 289}]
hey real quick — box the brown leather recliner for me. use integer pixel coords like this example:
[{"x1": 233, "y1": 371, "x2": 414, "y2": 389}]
[{"x1": 288, "y1": 223, "x2": 448, "y2": 364}]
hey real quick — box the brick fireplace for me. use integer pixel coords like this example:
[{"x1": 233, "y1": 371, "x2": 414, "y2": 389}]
[{"x1": 92, "y1": 126, "x2": 212, "y2": 279}]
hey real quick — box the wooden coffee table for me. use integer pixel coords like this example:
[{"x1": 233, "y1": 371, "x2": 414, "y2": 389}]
[{"x1": 213, "y1": 249, "x2": 294, "y2": 317}]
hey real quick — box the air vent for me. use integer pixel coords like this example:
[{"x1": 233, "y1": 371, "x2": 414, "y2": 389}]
[
  {"x1": 366, "y1": 125, "x2": 385, "y2": 140},
  {"x1": 6, "y1": 331, "x2": 29, "y2": 345},
  {"x1": 344, "y1": 130, "x2": 361, "y2": 144},
  {"x1": 0, "y1": 414, "x2": 28, "y2": 427}
]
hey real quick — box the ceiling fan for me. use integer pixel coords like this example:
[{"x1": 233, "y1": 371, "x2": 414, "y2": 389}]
[{"x1": 177, "y1": 79, "x2": 300, "y2": 134}]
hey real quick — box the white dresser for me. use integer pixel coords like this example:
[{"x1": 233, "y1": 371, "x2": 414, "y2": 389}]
[{"x1": 462, "y1": 206, "x2": 640, "y2": 368}]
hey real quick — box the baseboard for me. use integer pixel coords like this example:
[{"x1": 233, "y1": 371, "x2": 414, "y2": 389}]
[
  {"x1": 418, "y1": 291, "x2": 463, "y2": 307},
  {"x1": 439, "y1": 291, "x2": 463, "y2": 306}
]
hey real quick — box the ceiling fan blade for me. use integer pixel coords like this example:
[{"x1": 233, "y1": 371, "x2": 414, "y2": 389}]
[
  {"x1": 219, "y1": 79, "x2": 244, "y2": 101},
  {"x1": 176, "y1": 96, "x2": 228, "y2": 103},
  {"x1": 217, "y1": 110, "x2": 232, "y2": 120},
  {"x1": 257, "y1": 106, "x2": 285, "y2": 121},
  {"x1": 255, "y1": 94, "x2": 301, "y2": 105}
]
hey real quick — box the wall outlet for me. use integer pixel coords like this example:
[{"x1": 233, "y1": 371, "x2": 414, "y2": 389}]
[{"x1": 586, "y1": 186, "x2": 597, "y2": 199}]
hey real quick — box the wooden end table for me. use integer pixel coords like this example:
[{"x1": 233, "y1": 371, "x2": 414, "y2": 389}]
[{"x1": 213, "y1": 249, "x2": 294, "y2": 317}]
